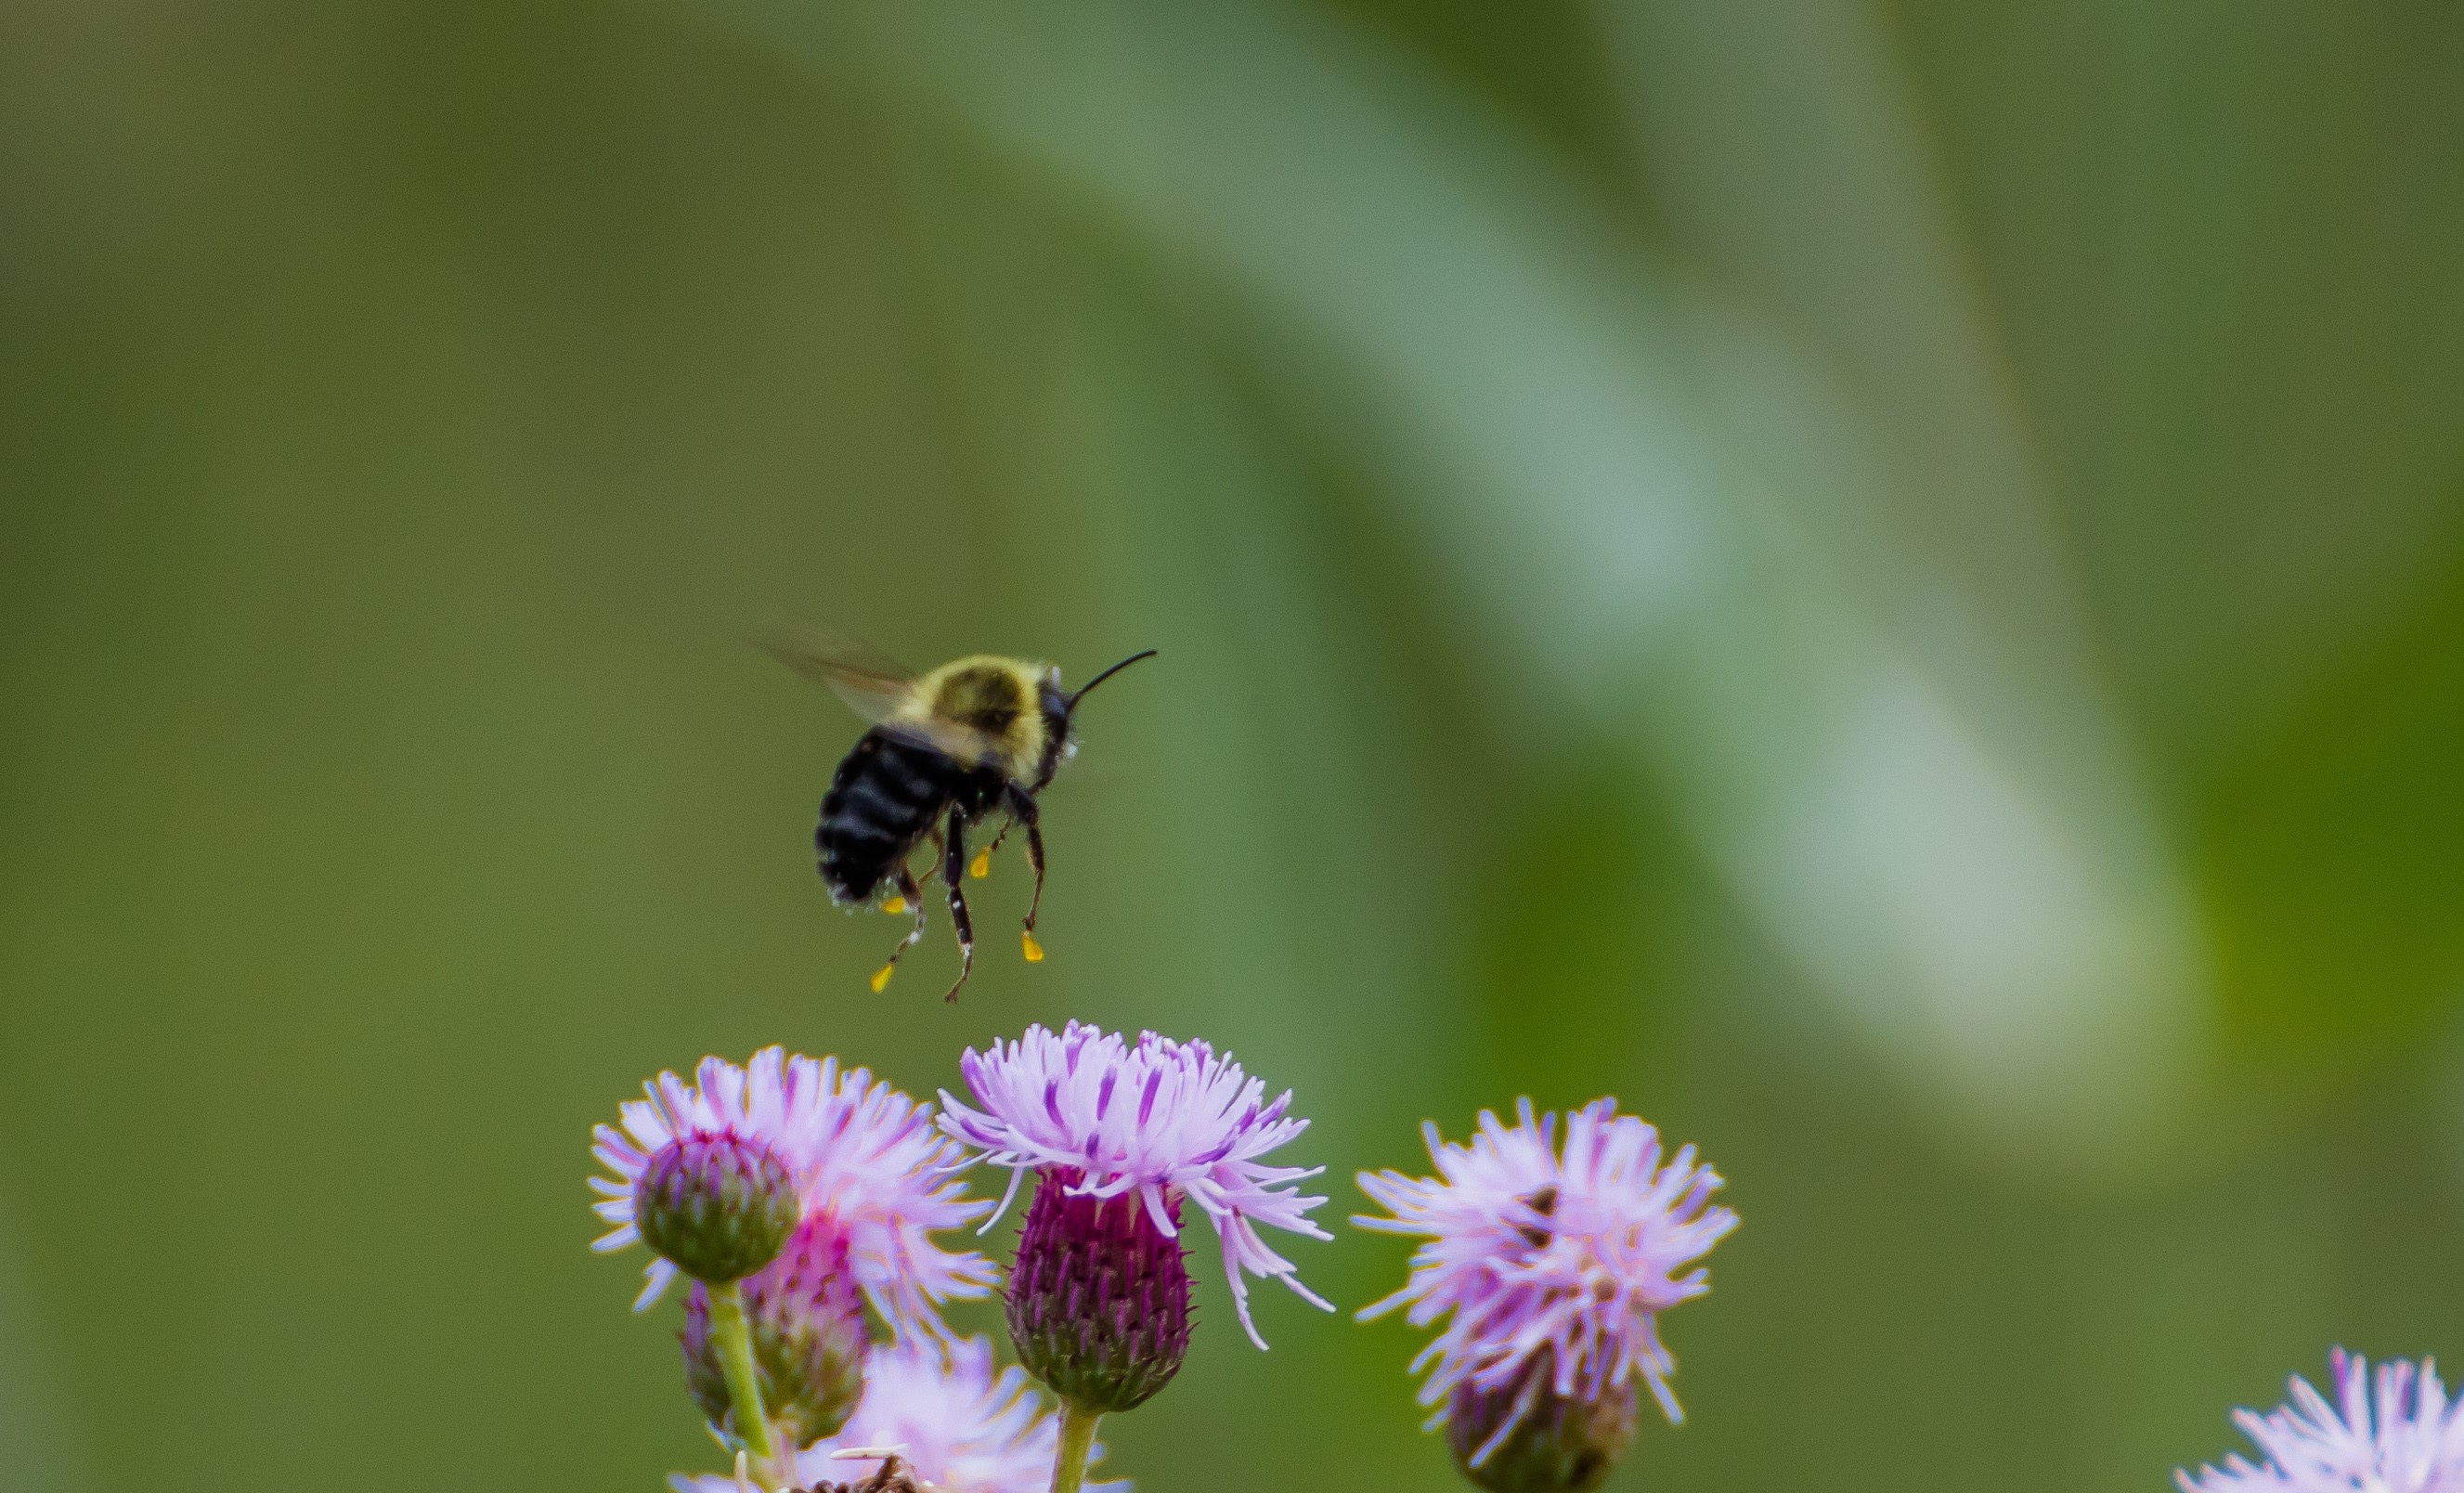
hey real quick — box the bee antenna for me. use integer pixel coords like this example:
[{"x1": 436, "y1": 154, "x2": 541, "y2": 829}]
[{"x1": 1066, "y1": 649, "x2": 1158, "y2": 710}]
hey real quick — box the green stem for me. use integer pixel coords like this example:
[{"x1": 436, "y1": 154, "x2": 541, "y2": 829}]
[
  {"x1": 707, "y1": 1280, "x2": 781, "y2": 1476},
  {"x1": 1048, "y1": 1400, "x2": 1103, "y2": 1493}
]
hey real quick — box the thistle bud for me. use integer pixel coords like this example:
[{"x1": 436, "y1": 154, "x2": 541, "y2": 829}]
[
  {"x1": 634, "y1": 1132, "x2": 798, "y2": 1286},
  {"x1": 681, "y1": 1217, "x2": 871, "y2": 1446},
  {"x1": 1446, "y1": 1350, "x2": 1639, "y2": 1493},
  {"x1": 1005, "y1": 1167, "x2": 1192, "y2": 1413}
]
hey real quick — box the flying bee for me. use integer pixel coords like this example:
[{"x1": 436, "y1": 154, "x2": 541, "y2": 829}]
[{"x1": 761, "y1": 630, "x2": 1156, "y2": 1001}]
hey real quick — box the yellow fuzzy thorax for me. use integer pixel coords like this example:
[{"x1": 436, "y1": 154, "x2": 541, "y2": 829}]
[{"x1": 895, "y1": 654, "x2": 1057, "y2": 779}]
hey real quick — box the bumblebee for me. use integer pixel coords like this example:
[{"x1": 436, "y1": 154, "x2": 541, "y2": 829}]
[{"x1": 762, "y1": 630, "x2": 1156, "y2": 1001}]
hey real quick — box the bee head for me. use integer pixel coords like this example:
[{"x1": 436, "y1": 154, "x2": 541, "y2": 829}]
[{"x1": 1030, "y1": 649, "x2": 1155, "y2": 791}]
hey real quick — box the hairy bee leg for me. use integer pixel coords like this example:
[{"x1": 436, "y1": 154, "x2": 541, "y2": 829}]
[
  {"x1": 1003, "y1": 783, "x2": 1047, "y2": 954},
  {"x1": 869, "y1": 867, "x2": 927, "y2": 993},
  {"x1": 941, "y1": 806, "x2": 975, "y2": 1002}
]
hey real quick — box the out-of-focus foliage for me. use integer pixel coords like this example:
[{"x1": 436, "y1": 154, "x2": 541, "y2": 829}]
[{"x1": 4, "y1": 2, "x2": 2463, "y2": 1490}]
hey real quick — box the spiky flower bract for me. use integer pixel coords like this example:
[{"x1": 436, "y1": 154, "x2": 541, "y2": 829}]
[
  {"x1": 1355, "y1": 1097, "x2": 1737, "y2": 1472},
  {"x1": 2179, "y1": 1351, "x2": 2464, "y2": 1493},
  {"x1": 634, "y1": 1131, "x2": 799, "y2": 1286},
  {"x1": 1005, "y1": 1168, "x2": 1192, "y2": 1411},
  {"x1": 1445, "y1": 1346, "x2": 1638, "y2": 1493},
  {"x1": 591, "y1": 1047, "x2": 997, "y2": 1340},
  {"x1": 668, "y1": 1337, "x2": 1122, "y2": 1493},
  {"x1": 939, "y1": 1019, "x2": 1334, "y2": 1352}
]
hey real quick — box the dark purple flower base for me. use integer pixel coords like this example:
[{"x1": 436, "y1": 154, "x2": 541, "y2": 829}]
[{"x1": 1006, "y1": 1166, "x2": 1193, "y2": 1413}]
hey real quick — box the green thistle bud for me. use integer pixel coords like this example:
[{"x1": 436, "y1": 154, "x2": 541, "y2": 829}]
[{"x1": 633, "y1": 1133, "x2": 798, "y2": 1286}]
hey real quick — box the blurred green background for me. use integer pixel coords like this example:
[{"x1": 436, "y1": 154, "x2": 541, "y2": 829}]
[{"x1": 6, "y1": 1, "x2": 2464, "y2": 1488}]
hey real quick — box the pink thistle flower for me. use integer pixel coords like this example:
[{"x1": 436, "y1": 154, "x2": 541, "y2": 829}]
[
  {"x1": 591, "y1": 1047, "x2": 996, "y2": 1341},
  {"x1": 1355, "y1": 1097, "x2": 1737, "y2": 1465},
  {"x1": 938, "y1": 1020, "x2": 1333, "y2": 1351},
  {"x1": 2179, "y1": 1351, "x2": 2464, "y2": 1493},
  {"x1": 669, "y1": 1337, "x2": 1123, "y2": 1493}
]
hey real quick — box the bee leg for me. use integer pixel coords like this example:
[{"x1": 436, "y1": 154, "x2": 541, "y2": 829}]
[
  {"x1": 1004, "y1": 783, "x2": 1046, "y2": 960},
  {"x1": 970, "y1": 819, "x2": 1010, "y2": 879},
  {"x1": 869, "y1": 866, "x2": 927, "y2": 993},
  {"x1": 941, "y1": 806, "x2": 975, "y2": 1002}
]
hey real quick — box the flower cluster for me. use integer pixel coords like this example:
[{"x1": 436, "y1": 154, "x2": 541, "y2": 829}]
[
  {"x1": 590, "y1": 1032, "x2": 1737, "y2": 1493},
  {"x1": 2180, "y1": 1351, "x2": 2464, "y2": 1493},
  {"x1": 591, "y1": 1026, "x2": 1346, "y2": 1492}
]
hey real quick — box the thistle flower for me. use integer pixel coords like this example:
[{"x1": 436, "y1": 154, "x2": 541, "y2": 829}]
[
  {"x1": 669, "y1": 1337, "x2": 1122, "y2": 1493},
  {"x1": 591, "y1": 1047, "x2": 997, "y2": 1339},
  {"x1": 1355, "y1": 1097, "x2": 1736, "y2": 1487},
  {"x1": 939, "y1": 1020, "x2": 1332, "y2": 1410},
  {"x1": 2178, "y1": 1351, "x2": 2464, "y2": 1493}
]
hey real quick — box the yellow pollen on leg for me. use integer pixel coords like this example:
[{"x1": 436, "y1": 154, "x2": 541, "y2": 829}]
[
  {"x1": 1020, "y1": 930, "x2": 1044, "y2": 962},
  {"x1": 882, "y1": 896, "x2": 907, "y2": 915},
  {"x1": 870, "y1": 964, "x2": 895, "y2": 993},
  {"x1": 969, "y1": 849, "x2": 992, "y2": 879}
]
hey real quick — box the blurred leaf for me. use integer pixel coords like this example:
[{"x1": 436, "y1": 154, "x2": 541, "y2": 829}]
[{"x1": 2199, "y1": 530, "x2": 2464, "y2": 1050}]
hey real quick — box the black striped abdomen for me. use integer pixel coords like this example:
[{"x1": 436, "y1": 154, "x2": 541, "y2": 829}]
[{"x1": 817, "y1": 730, "x2": 964, "y2": 904}]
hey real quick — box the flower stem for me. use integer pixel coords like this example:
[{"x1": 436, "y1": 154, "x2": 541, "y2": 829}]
[
  {"x1": 707, "y1": 1279, "x2": 781, "y2": 1476},
  {"x1": 1049, "y1": 1400, "x2": 1103, "y2": 1493}
]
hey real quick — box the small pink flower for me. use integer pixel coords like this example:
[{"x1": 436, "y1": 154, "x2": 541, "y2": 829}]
[
  {"x1": 1355, "y1": 1097, "x2": 1737, "y2": 1461},
  {"x1": 2180, "y1": 1351, "x2": 2464, "y2": 1493},
  {"x1": 938, "y1": 1020, "x2": 1333, "y2": 1348},
  {"x1": 590, "y1": 1047, "x2": 995, "y2": 1341}
]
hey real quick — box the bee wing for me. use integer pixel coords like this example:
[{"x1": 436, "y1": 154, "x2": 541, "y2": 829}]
[
  {"x1": 754, "y1": 624, "x2": 922, "y2": 726},
  {"x1": 755, "y1": 624, "x2": 1005, "y2": 766}
]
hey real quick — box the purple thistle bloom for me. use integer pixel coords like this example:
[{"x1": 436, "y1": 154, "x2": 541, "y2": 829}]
[
  {"x1": 2180, "y1": 1351, "x2": 2464, "y2": 1493},
  {"x1": 669, "y1": 1337, "x2": 1123, "y2": 1493},
  {"x1": 938, "y1": 1020, "x2": 1333, "y2": 1349},
  {"x1": 591, "y1": 1046, "x2": 996, "y2": 1341},
  {"x1": 1355, "y1": 1097, "x2": 1737, "y2": 1463}
]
